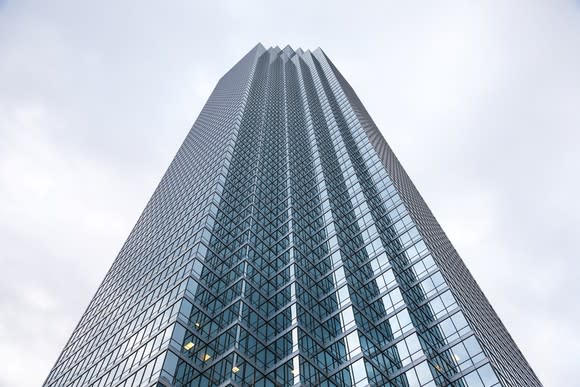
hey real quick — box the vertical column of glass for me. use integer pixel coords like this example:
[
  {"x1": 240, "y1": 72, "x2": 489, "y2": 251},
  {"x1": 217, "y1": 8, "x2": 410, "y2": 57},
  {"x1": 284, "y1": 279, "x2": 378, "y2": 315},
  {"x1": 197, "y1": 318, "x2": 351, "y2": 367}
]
[
  {"x1": 281, "y1": 54, "x2": 301, "y2": 387},
  {"x1": 313, "y1": 50, "x2": 501, "y2": 387},
  {"x1": 288, "y1": 55, "x2": 338, "y2": 385},
  {"x1": 306, "y1": 51, "x2": 438, "y2": 386},
  {"x1": 301, "y1": 52, "x2": 408, "y2": 386},
  {"x1": 165, "y1": 51, "x2": 271, "y2": 386},
  {"x1": 290, "y1": 55, "x2": 351, "y2": 386},
  {"x1": 295, "y1": 54, "x2": 375, "y2": 386},
  {"x1": 248, "y1": 53, "x2": 294, "y2": 386}
]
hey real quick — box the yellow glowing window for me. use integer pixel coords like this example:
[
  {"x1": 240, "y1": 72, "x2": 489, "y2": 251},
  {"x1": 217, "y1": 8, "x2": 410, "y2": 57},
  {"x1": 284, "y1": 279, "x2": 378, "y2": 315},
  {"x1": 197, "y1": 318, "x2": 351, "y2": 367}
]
[
  {"x1": 202, "y1": 353, "x2": 211, "y2": 361},
  {"x1": 232, "y1": 366, "x2": 240, "y2": 373},
  {"x1": 183, "y1": 342, "x2": 194, "y2": 350}
]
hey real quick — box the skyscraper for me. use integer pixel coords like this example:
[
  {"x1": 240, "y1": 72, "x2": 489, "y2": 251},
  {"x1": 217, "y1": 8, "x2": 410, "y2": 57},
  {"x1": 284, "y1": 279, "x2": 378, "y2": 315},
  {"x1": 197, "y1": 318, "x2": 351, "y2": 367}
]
[{"x1": 45, "y1": 44, "x2": 541, "y2": 387}]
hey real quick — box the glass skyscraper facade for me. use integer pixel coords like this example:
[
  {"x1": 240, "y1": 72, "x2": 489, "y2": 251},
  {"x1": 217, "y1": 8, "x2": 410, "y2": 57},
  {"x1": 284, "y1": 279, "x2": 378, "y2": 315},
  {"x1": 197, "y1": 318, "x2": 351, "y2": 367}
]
[{"x1": 45, "y1": 44, "x2": 541, "y2": 387}]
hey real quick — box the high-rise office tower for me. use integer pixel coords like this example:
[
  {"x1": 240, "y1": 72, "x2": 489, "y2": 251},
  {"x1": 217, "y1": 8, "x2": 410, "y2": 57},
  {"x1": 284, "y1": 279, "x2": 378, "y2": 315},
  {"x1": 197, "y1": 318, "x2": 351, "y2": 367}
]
[{"x1": 45, "y1": 44, "x2": 541, "y2": 387}]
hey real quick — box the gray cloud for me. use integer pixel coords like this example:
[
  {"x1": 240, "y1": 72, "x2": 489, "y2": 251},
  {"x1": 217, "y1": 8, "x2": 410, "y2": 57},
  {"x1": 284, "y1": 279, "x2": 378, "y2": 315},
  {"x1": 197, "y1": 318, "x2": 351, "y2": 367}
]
[{"x1": 0, "y1": 1, "x2": 578, "y2": 385}]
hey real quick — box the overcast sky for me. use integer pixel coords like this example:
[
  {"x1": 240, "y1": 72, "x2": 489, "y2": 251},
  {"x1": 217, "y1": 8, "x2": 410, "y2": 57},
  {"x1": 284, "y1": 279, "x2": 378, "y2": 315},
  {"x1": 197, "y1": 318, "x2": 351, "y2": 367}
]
[{"x1": 0, "y1": 1, "x2": 578, "y2": 386}]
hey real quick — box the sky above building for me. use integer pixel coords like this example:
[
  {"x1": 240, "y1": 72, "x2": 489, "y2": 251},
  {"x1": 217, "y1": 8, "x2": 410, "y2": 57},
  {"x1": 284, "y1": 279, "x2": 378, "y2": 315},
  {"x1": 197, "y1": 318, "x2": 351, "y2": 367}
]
[{"x1": 0, "y1": 1, "x2": 578, "y2": 386}]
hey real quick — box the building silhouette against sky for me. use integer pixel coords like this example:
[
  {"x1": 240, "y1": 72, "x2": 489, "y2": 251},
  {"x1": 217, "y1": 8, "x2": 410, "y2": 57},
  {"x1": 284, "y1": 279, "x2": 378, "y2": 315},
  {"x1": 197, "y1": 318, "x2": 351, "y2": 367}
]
[{"x1": 45, "y1": 44, "x2": 541, "y2": 387}]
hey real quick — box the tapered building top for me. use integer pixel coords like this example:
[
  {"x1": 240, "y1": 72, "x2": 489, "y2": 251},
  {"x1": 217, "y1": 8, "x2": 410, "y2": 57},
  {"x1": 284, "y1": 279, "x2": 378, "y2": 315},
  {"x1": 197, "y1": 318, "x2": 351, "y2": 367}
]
[{"x1": 45, "y1": 45, "x2": 541, "y2": 387}]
